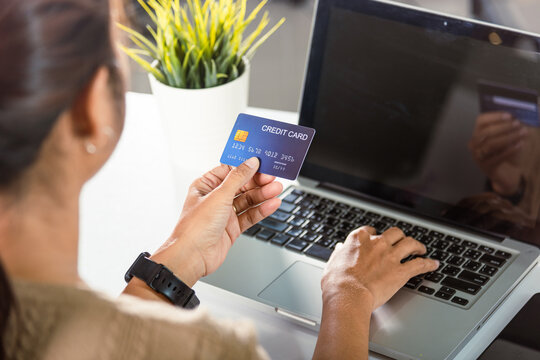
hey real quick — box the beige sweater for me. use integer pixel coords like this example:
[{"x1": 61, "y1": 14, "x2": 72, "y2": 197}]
[{"x1": 5, "y1": 280, "x2": 269, "y2": 360}]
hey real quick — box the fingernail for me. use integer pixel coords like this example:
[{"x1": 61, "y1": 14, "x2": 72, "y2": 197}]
[
  {"x1": 434, "y1": 260, "x2": 440, "y2": 268},
  {"x1": 245, "y1": 157, "x2": 259, "y2": 169}
]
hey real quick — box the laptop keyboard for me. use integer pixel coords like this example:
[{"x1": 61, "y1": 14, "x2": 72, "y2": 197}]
[{"x1": 244, "y1": 188, "x2": 515, "y2": 308}]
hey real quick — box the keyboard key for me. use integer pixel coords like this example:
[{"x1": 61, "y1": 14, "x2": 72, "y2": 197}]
[
  {"x1": 429, "y1": 230, "x2": 444, "y2": 238},
  {"x1": 442, "y1": 265, "x2": 461, "y2": 277},
  {"x1": 298, "y1": 199, "x2": 315, "y2": 209},
  {"x1": 432, "y1": 239, "x2": 450, "y2": 250},
  {"x1": 430, "y1": 250, "x2": 449, "y2": 261},
  {"x1": 365, "y1": 211, "x2": 381, "y2": 219},
  {"x1": 405, "y1": 277, "x2": 423, "y2": 289},
  {"x1": 381, "y1": 216, "x2": 397, "y2": 224},
  {"x1": 320, "y1": 198, "x2": 335, "y2": 206},
  {"x1": 271, "y1": 234, "x2": 290, "y2": 246},
  {"x1": 447, "y1": 244, "x2": 465, "y2": 255},
  {"x1": 283, "y1": 193, "x2": 300, "y2": 203},
  {"x1": 396, "y1": 221, "x2": 413, "y2": 230},
  {"x1": 351, "y1": 207, "x2": 365, "y2": 214},
  {"x1": 305, "y1": 244, "x2": 333, "y2": 261},
  {"x1": 451, "y1": 296, "x2": 469, "y2": 306},
  {"x1": 445, "y1": 235, "x2": 461, "y2": 243},
  {"x1": 343, "y1": 212, "x2": 357, "y2": 221},
  {"x1": 324, "y1": 217, "x2": 340, "y2": 226},
  {"x1": 418, "y1": 235, "x2": 435, "y2": 245},
  {"x1": 270, "y1": 211, "x2": 291, "y2": 222},
  {"x1": 297, "y1": 209, "x2": 313, "y2": 218},
  {"x1": 463, "y1": 260, "x2": 481, "y2": 271},
  {"x1": 320, "y1": 226, "x2": 335, "y2": 237},
  {"x1": 305, "y1": 193, "x2": 320, "y2": 201},
  {"x1": 495, "y1": 250, "x2": 512, "y2": 259},
  {"x1": 292, "y1": 189, "x2": 304, "y2": 196},
  {"x1": 314, "y1": 204, "x2": 328, "y2": 213},
  {"x1": 441, "y1": 277, "x2": 481, "y2": 295},
  {"x1": 458, "y1": 270, "x2": 489, "y2": 285},
  {"x1": 328, "y1": 208, "x2": 343, "y2": 217},
  {"x1": 334, "y1": 230, "x2": 348, "y2": 241},
  {"x1": 435, "y1": 291, "x2": 452, "y2": 300},
  {"x1": 290, "y1": 216, "x2": 307, "y2": 227},
  {"x1": 306, "y1": 221, "x2": 323, "y2": 232},
  {"x1": 462, "y1": 240, "x2": 477, "y2": 248},
  {"x1": 479, "y1": 265, "x2": 498, "y2": 277},
  {"x1": 413, "y1": 225, "x2": 428, "y2": 233},
  {"x1": 260, "y1": 219, "x2": 288, "y2": 232},
  {"x1": 372, "y1": 221, "x2": 389, "y2": 233},
  {"x1": 339, "y1": 221, "x2": 355, "y2": 232},
  {"x1": 335, "y1": 202, "x2": 350, "y2": 210},
  {"x1": 439, "y1": 286, "x2": 456, "y2": 295},
  {"x1": 244, "y1": 225, "x2": 261, "y2": 237},
  {"x1": 480, "y1": 254, "x2": 506, "y2": 267},
  {"x1": 301, "y1": 232, "x2": 319, "y2": 243},
  {"x1": 286, "y1": 239, "x2": 309, "y2": 252},
  {"x1": 424, "y1": 272, "x2": 443, "y2": 283},
  {"x1": 463, "y1": 249, "x2": 481, "y2": 260},
  {"x1": 317, "y1": 237, "x2": 334, "y2": 247},
  {"x1": 418, "y1": 285, "x2": 435, "y2": 295},
  {"x1": 447, "y1": 255, "x2": 465, "y2": 266},
  {"x1": 311, "y1": 213, "x2": 325, "y2": 222},
  {"x1": 478, "y1": 245, "x2": 494, "y2": 254},
  {"x1": 256, "y1": 229, "x2": 275, "y2": 241},
  {"x1": 286, "y1": 227, "x2": 304, "y2": 237},
  {"x1": 279, "y1": 202, "x2": 297, "y2": 213}
]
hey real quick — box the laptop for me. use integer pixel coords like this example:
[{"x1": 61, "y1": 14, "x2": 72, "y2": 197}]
[{"x1": 203, "y1": 0, "x2": 540, "y2": 359}]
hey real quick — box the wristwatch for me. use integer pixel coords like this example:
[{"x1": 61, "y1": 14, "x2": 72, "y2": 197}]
[{"x1": 125, "y1": 252, "x2": 200, "y2": 309}]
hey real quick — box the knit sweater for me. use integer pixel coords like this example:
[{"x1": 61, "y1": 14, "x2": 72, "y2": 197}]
[{"x1": 5, "y1": 279, "x2": 269, "y2": 360}]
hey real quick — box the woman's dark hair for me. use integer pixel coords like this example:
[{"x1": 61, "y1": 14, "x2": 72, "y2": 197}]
[{"x1": 0, "y1": 0, "x2": 123, "y2": 358}]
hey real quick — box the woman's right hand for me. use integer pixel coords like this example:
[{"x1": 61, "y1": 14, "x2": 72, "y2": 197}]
[{"x1": 322, "y1": 226, "x2": 439, "y2": 311}]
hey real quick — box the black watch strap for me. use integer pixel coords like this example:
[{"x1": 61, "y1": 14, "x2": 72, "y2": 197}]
[{"x1": 125, "y1": 252, "x2": 200, "y2": 309}]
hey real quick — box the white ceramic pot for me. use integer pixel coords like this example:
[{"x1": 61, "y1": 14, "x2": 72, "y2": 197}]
[{"x1": 149, "y1": 61, "x2": 250, "y2": 200}]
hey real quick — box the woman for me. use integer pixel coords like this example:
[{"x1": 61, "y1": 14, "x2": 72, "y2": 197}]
[{"x1": 0, "y1": 0, "x2": 438, "y2": 359}]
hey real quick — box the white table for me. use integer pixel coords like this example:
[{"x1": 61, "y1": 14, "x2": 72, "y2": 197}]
[{"x1": 80, "y1": 92, "x2": 540, "y2": 360}]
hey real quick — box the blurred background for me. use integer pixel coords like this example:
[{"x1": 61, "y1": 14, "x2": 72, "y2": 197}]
[{"x1": 126, "y1": 0, "x2": 540, "y2": 112}]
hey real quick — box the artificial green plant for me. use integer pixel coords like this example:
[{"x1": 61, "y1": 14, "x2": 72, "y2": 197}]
[{"x1": 119, "y1": 0, "x2": 285, "y2": 89}]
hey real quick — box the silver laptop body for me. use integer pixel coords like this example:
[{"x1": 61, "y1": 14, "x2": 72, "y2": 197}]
[{"x1": 203, "y1": 1, "x2": 540, "y2": 359}]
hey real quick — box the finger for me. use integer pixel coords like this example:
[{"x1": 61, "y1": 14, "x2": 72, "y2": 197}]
[
  {"x1": 238, "y1": 198, "x2": 281, "y2": 232},
  {"x1": 380, "y1": 227, "x2": 406, "y2": 245},
  {"x1": 219, "y1": 157, "x2": 260, "y2": 198},
  {"x1": 403, "y1": 258, "x2": 439, "y2": 278},
  {"x1": 347, "y1": 226, "x2": 376, "y2": 244},
  {"x1": 192, "y1": 164, "x2": 234, "y2": 194},
  {"x1": 235, "y1": 172, "x2": 278, "y2": 196},
  {"x1": 481, "y1": 128, "x2": 527, "y2": 159},
  {"x1": 482, "y1": 140, "x2": 523, "y2": 168},
  {"x1": 478, "y1": 119, "x2": 522, "y2": 141},
  {"x1": 476, "y1": 112, "x2": 512, "y2": 130},
  {"x1": 233, "y1": 181, "x2": 283, "y2": 213},
  {"x1": 392, "y1": 237, "x2": 426, "y2": 260}
]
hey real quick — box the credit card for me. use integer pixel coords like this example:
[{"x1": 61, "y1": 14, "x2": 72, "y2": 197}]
[
  {"x1": 220, "y1": 113, "x2": 316, "y2": 180},
  {"x1": 478, "y1": 80, "x2": 540, "y2": 127}
]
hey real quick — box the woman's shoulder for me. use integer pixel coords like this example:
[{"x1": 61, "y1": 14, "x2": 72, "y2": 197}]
[{"x1": 9, "y1": 279, "x2": 268, "y2": 360}]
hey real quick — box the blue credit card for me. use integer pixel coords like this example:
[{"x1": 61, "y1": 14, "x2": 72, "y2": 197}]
[
  {"x1": 220, "y1": 113, "x2": 316, "y2": 180},
  {"x1": 478, "y1": 80, "x2": 540, "y2": 127}
]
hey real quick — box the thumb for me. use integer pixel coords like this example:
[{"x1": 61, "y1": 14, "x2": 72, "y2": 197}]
[{"x1": 219, "y1": 157, "x2": 260, "y2": 197}]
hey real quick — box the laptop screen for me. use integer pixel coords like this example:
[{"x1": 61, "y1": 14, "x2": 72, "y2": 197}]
[{"x1": 299, "y1": 0, "x2": 540, "y2": 247}]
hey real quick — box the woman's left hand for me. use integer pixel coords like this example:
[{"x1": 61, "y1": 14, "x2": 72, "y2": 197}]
[{"x1": 151, "y1": 157, "x2": 282, "y2": 287}]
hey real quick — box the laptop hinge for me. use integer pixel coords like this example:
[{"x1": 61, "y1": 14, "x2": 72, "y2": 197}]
[{"x1": 317, "y1": 182, "x2": 506, "y2": 243}]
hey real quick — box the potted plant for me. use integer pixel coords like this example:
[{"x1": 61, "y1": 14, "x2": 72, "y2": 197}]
[{"x1": 119, "y1": 0, "x2": 284, "y2": 185}]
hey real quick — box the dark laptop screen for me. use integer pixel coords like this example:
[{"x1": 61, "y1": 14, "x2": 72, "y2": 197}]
[{"x1": 299, "y1": 0, "x2": 540, "y2": 246}]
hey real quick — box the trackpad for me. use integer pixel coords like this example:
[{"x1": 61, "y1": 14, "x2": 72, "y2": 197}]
[{"x1": 258, "y1": 261, "x2": 323, "y2": 320}]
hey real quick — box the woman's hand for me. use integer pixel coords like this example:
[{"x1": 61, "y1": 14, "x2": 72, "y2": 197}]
[
  {"x1": 313, "y1": 226, "x2": 439, "y2": 360},
  {"x1": 150, "y1": 157, "x2": 283, "y2": 287},
  {"x1": 322, "y1": 226, "x2": 439, "y2": 310}
]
